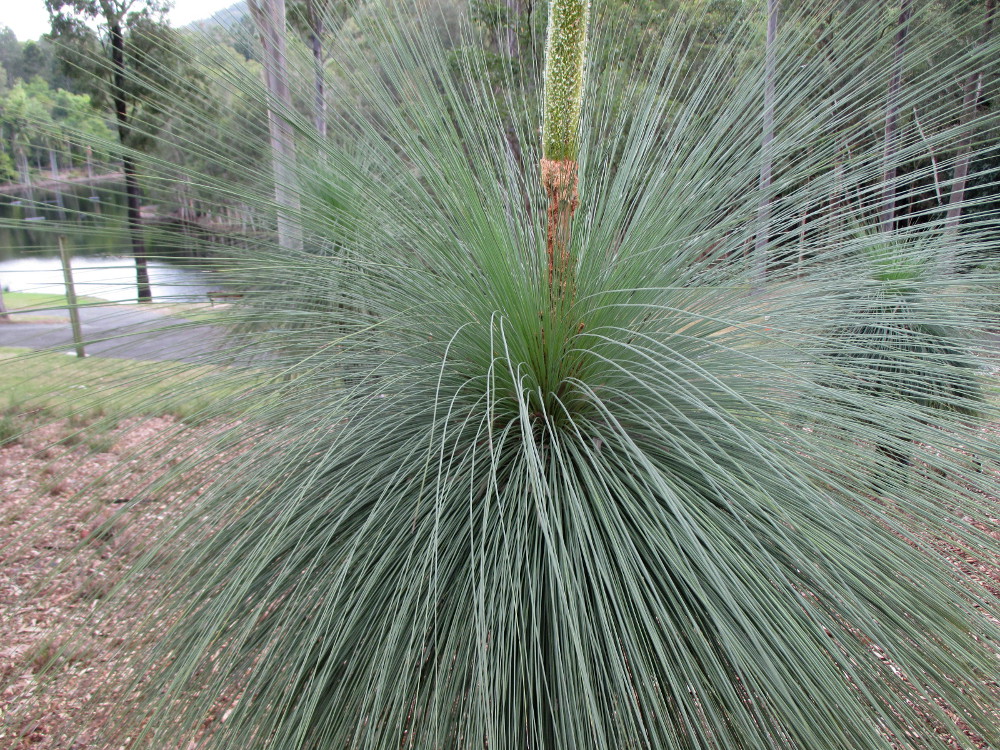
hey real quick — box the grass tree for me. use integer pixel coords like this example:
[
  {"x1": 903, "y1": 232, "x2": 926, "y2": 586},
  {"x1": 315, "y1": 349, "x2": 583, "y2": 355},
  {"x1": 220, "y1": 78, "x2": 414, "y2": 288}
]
[
  {"x1": 6, "y1": 1, "x2": 1000, "y2": 749},
  {"x1": 824, "y1": 229, "x2": 984, "y2": 470}
]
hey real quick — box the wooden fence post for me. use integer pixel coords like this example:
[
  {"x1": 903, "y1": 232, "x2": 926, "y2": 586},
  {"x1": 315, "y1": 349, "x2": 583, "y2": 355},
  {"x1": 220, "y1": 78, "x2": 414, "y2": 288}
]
[{"x1": 59, "y1": 236, "x2": 86, "y2": 359}]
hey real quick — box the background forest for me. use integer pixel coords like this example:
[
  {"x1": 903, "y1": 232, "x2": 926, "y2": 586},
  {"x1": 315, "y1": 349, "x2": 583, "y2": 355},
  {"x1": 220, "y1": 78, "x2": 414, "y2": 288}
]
[{"x1": 1, "y1": 0, "x2": 997, "y2": 257}]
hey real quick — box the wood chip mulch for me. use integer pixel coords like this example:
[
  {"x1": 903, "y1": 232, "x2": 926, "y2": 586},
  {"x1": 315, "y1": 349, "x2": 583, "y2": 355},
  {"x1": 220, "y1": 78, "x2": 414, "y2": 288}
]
[
  {"x1": 0, "y1": 418, "x2": 998, "y2": 749},
  {"x1": 0, "y1": 415, "x2": 210, "y2": 749}
]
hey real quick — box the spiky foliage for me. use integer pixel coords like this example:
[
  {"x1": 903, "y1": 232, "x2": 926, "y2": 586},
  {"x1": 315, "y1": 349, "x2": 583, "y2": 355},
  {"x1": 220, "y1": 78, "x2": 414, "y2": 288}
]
[
  {"x1": 4, "y1": 2, "x2": 1000, "y2": 749},
  {"x1": 826, "y1": 233, "x2": 984, "y2": 421}
]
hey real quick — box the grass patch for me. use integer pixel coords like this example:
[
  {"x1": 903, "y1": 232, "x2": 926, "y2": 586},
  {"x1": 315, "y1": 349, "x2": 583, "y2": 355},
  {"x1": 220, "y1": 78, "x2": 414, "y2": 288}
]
[
  {"x1": 4, "y1": 292, "x2": 236, "y2": 325},
  {"x1": 0, "y1": 346, "x2": 249, "y2": 422},
  {"x1": 3, "y1": 291, "x2": 106, "y2": 312}
]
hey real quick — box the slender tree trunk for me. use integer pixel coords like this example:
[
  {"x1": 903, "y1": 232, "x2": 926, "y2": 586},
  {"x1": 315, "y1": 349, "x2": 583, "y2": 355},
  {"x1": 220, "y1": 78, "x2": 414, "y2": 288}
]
[
  {"x1": 5, "y1": 128, "x2": 23, "y2": 317},
  {"x1": 499, "y1": 0, "x2": 528, "y2": 212},
  {"x1": 754, "y1": 0, "x2": 779, "y2": 283},
  {"x1": 944, "y1": 0, "x2": 996, "y2": 241},
  {"x1": 122, "y1": 157, "x2": 151, "y2": 300},
  {"x1": 108, "y1": 18, "x2": 152, "y2": 301},
  {"x1": 306, "y1": 0, "x2": 327, "y2": 139},
  {"x1": 250, "y1": 0, "x2": 303, "y2": 252},
  {"x1": 880, "y1": 0, "x2": 913, "y2": 235},
  {"x1": 504, "y1": 0, "x2": 522, "y2": 56},
  {"x1": 50, "y1": 145, "x2": 68, "y2": 219},
  {"x1": 15, "y1": 141, "x2": 37, "y2": 218},
  {"x1": 14, "y1": 138, "x2": 30, "y2": 188}
]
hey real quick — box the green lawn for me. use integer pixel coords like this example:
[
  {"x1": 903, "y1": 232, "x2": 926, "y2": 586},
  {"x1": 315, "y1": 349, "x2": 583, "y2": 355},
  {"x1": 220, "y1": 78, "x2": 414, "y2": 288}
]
[
  {"x1": 3, "y1": 291, "x2": 236, "y2": 325},
  {"x1": 0, "y1": 346, "x2": 248, "y2": 425},
  {"x1": 3, "y1": 291, "x2": 106, "y2": 312}
]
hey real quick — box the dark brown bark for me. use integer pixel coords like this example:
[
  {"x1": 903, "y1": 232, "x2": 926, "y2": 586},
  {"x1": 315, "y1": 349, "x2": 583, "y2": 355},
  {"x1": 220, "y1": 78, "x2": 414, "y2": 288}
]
[
  {"x1": 880, "y1": 0, "x2": 913, "y2": 235},
  {"x1": 944, "y1": 0, "x2": 996, "y2": 236},
  {"x1": 108, "y1": 16, "x2": 152, "y2": 302},
  {"x1": 123, "y1": 155, "x2": 151, "y2": 300}
]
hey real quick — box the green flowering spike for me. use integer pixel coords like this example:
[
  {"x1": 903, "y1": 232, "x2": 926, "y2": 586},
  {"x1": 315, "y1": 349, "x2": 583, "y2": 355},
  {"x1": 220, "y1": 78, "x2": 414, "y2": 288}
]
[{"x1": 542, "y1": 0, "x2": 590, "y2": 163}]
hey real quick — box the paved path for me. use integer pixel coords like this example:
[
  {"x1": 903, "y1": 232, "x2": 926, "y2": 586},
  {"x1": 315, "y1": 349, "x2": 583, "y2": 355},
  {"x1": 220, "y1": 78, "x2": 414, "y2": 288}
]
[{"x1": 0, "y1": 304, "x2": 230, "y2": 364}]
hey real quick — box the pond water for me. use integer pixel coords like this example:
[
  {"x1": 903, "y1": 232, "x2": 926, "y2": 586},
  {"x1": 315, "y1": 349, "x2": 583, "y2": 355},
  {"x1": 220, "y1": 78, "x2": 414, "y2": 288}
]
[
  {"x1": 0, "y1": 180, "x2": 220, "y2": 303},
  {"x1": 0, "y1": 255, "x2": 217, "y2": 303}
]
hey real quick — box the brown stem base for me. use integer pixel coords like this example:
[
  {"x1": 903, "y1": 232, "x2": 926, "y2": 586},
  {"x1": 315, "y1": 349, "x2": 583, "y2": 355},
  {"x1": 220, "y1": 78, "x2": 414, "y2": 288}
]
[{"x1": 542, "y1": 158, "x2": 579, "y2": 306}]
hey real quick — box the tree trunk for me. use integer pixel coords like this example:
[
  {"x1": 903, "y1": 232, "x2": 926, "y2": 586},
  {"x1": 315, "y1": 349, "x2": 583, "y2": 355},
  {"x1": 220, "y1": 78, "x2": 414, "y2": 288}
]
[
  {"x1": 249, "y1": 0, "x2": 303, "y2": 252},
  {"x1": 0, "y1": 286, "x2": 9, "y2": 322},
  {"x1": 880, "y1": 0, "x2": 913, "y2": 235},
  {"x1": 15, "y1": 141, "x2": 37, "y2": 218},
  {"x1": 109, "y1": 18, "x2": 152, "y2": 302},
  {"x1": 123, "y1": 156, "x2": 152, "y2": 301},
  {"x1": 944, "y1": 0, "x2": 996, "y2": 242},
  {"x1": 15, "y1": 140, "x2": 30, "y2": 187},
  {"x1": 754, "y1": 0, "x2": 779, "y2": 282},
  {"x1": 501, "y1": 0, "x2": 527, "y2": 210},
  {"x1": 306, "y1": 0, "x2": 327, "y2": 139},
  {"x1": 504, "y1": 0, "x2": 522, "y2": 57},
  {"x1": 50, "y1": 144, "x2": 68, "y2": 220}
]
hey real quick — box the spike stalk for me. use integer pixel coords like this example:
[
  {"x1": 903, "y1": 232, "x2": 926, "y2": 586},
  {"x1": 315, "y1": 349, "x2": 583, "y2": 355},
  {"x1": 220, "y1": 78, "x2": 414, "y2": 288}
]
[{"x1": 541, "y1": 0, "x2": 590, "y2": 304}]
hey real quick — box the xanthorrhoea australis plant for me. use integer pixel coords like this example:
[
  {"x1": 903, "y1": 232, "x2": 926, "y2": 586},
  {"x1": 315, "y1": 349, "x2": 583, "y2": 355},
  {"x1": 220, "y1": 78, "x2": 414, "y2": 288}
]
[
  {"x1": 9, "y1": 2, "x2": 999, "y2": 749},
  {"x1": 823, "y1": 230, "x2": 984, "y2": 475}
]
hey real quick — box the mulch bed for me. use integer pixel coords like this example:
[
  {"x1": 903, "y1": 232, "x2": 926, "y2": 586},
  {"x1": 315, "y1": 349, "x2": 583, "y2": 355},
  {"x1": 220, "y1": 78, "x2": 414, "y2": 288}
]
[
  {"x1": 0, "y1": 416, "x2": 208, "y2": 748},
  {"x1": 1, "y1": 417, "x2": 998, "y2": 749}
]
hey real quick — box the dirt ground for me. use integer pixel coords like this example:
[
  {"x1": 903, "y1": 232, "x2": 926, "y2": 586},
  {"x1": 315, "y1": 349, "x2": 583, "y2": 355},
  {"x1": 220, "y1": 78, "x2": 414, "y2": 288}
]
[
  {"x1": 0, "y1": 417, "x2": 998, "y2": 749},
  {"x1": 0, "y1": 415, "x2": 206, "y2": 749}
]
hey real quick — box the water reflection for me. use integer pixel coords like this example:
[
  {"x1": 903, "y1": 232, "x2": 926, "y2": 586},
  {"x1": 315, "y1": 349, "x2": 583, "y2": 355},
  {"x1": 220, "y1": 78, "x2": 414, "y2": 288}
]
[
  {"x1": 0, "y1": 180, "x2": 126, "y2": 260},
  {"x1": 0, "y1": 255, "x2": 216, "y2": 303},
  {"x1": 1, "y1": 179, "x2": 219, "y2": 303}
]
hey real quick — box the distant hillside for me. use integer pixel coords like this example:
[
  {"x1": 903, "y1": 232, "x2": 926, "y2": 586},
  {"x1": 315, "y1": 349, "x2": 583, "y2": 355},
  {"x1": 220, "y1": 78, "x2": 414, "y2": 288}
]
[{"x1": 186, "y1": 1, "x2": 248, "y2": 32}]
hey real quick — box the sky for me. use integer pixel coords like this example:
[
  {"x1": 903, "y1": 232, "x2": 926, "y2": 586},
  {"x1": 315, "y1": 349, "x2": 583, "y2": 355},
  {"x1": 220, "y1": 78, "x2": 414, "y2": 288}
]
[{"x1": 2, "y1": 0, "x2": 238, "y2": 42}]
